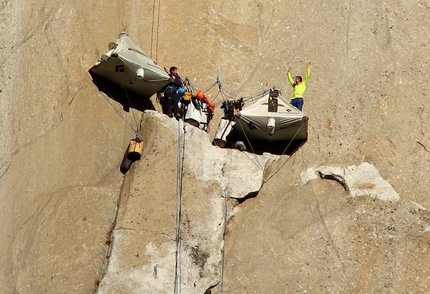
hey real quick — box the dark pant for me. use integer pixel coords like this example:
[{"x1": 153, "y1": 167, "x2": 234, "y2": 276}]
[
  {"x1": 291, "y1": 98, "x2": 304, "y2": 111},
  {"x1": 163, "y1": 87, "x2": 179, "y2": 117}
]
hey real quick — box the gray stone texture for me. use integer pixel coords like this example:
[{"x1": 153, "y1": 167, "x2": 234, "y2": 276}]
[{"x1": 1, "y1": 0, "x2": 430, "y2": 293}]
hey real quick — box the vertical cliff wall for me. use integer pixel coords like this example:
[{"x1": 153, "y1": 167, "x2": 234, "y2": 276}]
[{"x1": 1, "y1": 0, "x2": 429, "y2": 293}]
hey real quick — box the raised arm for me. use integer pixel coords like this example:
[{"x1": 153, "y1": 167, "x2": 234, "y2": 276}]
[
  {"x1": 287, "y1": 67, "x2": 294, "y2": 86},
  {"x1": 303, "y1": 62, "x2": 311, "y2": 85}
]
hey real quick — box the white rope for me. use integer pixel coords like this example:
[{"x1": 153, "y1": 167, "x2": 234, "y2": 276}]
[
  {"x1": 118, "y1": 66, "x2": 141, "y2": 131},
  {"x1": 220, "y1": 189, "x2": 228, "y2": 293},
  {"x1": 174, "y1": 119, "x2": 184, "y2": 294},
  {"x1": 263, "y1": 120, "x2": 308, "y2": 183},
  {"x1": 234, "y1": 119, "x2": 266, "y2": 171},
  {"x1": 99, "y1": 91, "x2": 140, "y2": 132}
]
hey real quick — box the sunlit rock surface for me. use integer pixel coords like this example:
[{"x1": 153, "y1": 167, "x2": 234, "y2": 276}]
[
  {"x1": 96, "y1": 111, "x2": 276, "y2": 293},
  {"x1": 301, "y1": 162, "x2": 400, "y2": 201},
  {"x1": 1, "y1": 0, "x2": 430, "y2": 293}
]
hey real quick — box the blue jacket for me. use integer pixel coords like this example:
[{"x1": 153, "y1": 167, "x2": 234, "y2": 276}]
[{"x1": 169, "y1": 74, "x2": 183, "y2": 89}]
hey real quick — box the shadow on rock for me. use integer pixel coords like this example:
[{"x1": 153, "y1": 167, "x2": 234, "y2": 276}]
[
  {"x1": 89, "y1": 70, "x2": 155, "y2": 112},
  {"x1": 221, "y1": 132, "x2": 307, "y2": 156}
]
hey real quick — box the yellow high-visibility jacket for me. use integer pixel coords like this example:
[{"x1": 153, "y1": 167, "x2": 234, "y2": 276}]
[{"x1": 287, "y1": 66, "x2": 310, "y2": 99}]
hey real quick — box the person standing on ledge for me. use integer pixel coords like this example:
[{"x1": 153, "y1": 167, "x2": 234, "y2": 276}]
[
  {"x1": 161, "y1": 66, "x2": 183, "y2": 118},
  {"x1": 287, "y1": 62, "x2": 311, "y2": 111}
]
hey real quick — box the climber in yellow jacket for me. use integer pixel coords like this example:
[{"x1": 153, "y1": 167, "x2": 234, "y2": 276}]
[{"x1": 287, "y1": 62, "x2": 311, "y2": 111}]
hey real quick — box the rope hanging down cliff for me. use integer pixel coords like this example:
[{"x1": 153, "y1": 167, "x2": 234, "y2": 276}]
[
  {"x1": 150, "y1": 0, "x2": 161, "y2": 62},
  {"x1": 99, "y1": 85, "x2": 142, "y2": 135},
  {"x1": 174, "y1": 119, "x2": 186, "y2": 294}
]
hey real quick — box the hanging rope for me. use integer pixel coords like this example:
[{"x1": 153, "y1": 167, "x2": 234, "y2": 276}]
[
  {"x1": 234, "y1": 119, "x2": 269, "y2": 172},
  {"x1": 216, "y1": 77, "x2": 268, "y2": 103},
  {"x1": 123, "y1": 87, "x2": 140, "y2": 129},
  {"x1": 181, "y1": 76, "x2": 269, "y2": 110},
  {"x1": 99, "y1": 90, "x2": 141, "y2": 132},
  {"x1": 150, "y1": 0, "x2": 155, "y2": 59},
  {"x1": 120, "y1": 69, "x2": 143, "y2": 131},
  {"x1": 219, "y1": 189, "x2": 228, "y2": 293},
  {"x1": 150, "y1": 0, "x2": 161, "y2": 62},
  {"x1": 183, "y1": 76, "x2": 224, "y2": 105},
  {"x1": 202, "y1": 80, "x2": 218, "y2": 93},
  {"x1": 262, "y1": 120, "x2": 308, "y2": 184},
  {"x1": 182, "y1": 77, "x2": 197, "y2": 93},
  {"x1": 279, "y1": 121, "x2": 306, "y2": 156},
  {"x1": 174, "y1": 119, "x2": 185, "y2": 294},
  {"x1": 183, "y1": 76, "x2": 218, "y2": 95}
]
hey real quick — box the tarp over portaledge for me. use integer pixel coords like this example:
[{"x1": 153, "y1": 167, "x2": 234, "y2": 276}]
[
  {"x1": 234, "y1": 92, "x2": 308, "y2": 141},
  {"x1": 90, "y1": 32, "x2": 170, "y2": 99}
]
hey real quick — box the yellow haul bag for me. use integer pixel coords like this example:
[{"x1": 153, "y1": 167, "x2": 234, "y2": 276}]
[{"x1": 127, "y1": 138, "x2": 143, "y2": 161}]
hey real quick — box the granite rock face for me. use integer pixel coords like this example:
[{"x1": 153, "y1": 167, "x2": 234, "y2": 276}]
[
  {"x1": 1, "y1": 0, "x2": 430, "y2": 293},
  {"x1": 301, "y1": 162, "x2": 400, "y2": 201},
  {"x1": 96, "y1": 111, "x2": 276, "y2": 293}
]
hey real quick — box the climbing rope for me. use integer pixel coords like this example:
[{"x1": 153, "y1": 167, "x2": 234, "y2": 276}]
[
  {"x1": 262, "y1": 120, "x2": 308, "y2": 184},
  {"x1": 182, "y1": 76, "x2": 227, "y2": 106},
  {"x1": 150, "y1": 0, "x2": 161, "y2": 62},
  {"x1": 181, "y1": 76, "x2": 268, "y2": 111},
  {"x1": 234, "y1": 119, "x2": 265, "y2": 172},
  {"x1": 123, "y1": 89, "x2": 140, "y2": 129},
  {"x1": 182, "y1": 77, "x2": 197, "y2": 93},
  {"x1": 216, "y1": 77, "x2": 268, "y2": 103},
  {"x1": 202, "y1": 79, "x2": 218, "y2": 94},
  {"x1": 183, "y1": 77, "x2": 218, "y2": 97},
  {"x1": 219, "y1": 189, "x2": 228, "y2": 293},
  {"x1": 99, "y1": 90, "x2": 142, "y2": 133},
  {"x1": 279, "y1": 121, "x2": 306, "y2": 156},
  {"x1": 118, "y1": 71, "x2": 142, "y2": 132},
  {"x1": 174, "y1": 119, "x2": 186, "y2": 294}
]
